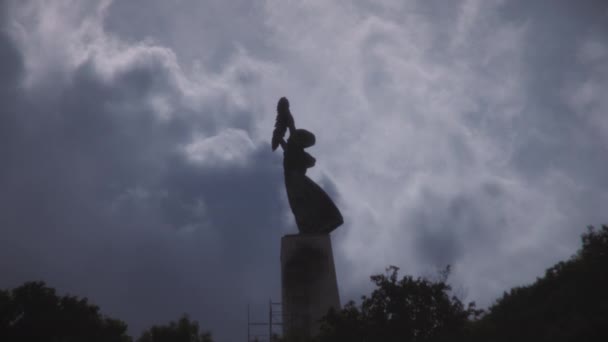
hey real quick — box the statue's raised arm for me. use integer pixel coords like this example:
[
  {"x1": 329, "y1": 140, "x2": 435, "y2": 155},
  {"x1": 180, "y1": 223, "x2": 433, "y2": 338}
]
[{"x1": 271, "y1": 97, "x2": 296, "y2": 151}]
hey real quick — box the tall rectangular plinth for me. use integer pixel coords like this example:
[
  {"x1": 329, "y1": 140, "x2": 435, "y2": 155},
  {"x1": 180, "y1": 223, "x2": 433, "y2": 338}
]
[{"x1": 281, "y1": 234, "x2": 340, "y2": 340}]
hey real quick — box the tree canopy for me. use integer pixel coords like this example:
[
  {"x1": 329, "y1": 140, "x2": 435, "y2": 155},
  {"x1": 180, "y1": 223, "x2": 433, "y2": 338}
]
[
  {"x1": 472, "y1": 225, "x2": 608, "y2": 341},
  {"x1": 1, "y1": 225, "x2": 606, "y2": 341},
  {"x1": 0, "y1": 282, "x2": 213, "y2": 342},
  {"x1": 317, "y1": 265, "x2": 482, "y2": 342},
  {"x1": 0, "y1": 281, "x2": 131, "y2": 342},
  {"x1": 317, "y1": 225, "x2": 608, "y2": 342},
  {"x1": 137, "y1": 314, "x2": 212, "y2": 342}
]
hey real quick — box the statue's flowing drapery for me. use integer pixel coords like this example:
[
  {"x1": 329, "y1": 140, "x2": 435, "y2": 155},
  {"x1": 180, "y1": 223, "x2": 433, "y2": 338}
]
[{"x1": 272, "y1": 98, "x2": 343, "y2": 234}]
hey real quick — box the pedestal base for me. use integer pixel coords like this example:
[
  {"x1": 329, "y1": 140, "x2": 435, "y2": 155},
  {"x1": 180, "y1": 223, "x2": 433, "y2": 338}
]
[{"x1": 281, "y1": 234, "x2": 340, "y2": 340}]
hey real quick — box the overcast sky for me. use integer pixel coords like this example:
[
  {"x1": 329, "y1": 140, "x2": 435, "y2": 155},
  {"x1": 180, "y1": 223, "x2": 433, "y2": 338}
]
[{"x1": 1, "y1": 0, "x2": 607, "y2": 341}]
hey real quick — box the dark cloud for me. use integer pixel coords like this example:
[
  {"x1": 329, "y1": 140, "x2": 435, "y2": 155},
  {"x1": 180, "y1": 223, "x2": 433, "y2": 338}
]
[
  {"x1": 410, "y1": 189, "x2": 496, "y2": 269},
  {"x1": 2, "y1": 1, "x2": 608, "y2": 341},
  {"x1": 495, "y1": 1, "x2": 608, "y2": 183},
  {"x1": 0, "y1": 13, "x2": 285, "y2": 341},
  {"x1": 0, "y1": 4, "x2": 23, "y2": 140}
]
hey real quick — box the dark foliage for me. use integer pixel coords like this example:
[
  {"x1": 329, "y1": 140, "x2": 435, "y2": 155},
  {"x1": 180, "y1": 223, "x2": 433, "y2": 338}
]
[
  {"x1": 316, "y1": 225, "x2": 608, "y2": 342},
  {"x1": 472, "y1": 225, "x2": 608, "y2": 342},
  {"x1": 1, "y1": 225, "x2": 606, "y2": 341},
  {"x1": 0, "y1": 281, "x2": 131, "y2": 342},
  {"x1": 0, "y1": 282, "x2": 214, "y2": 342},
  {"x1": 316, "y1": 265, "x2": 482, "y2": 342},
  {"x1": 136, "y1": 314, "x2": 212, "y2": 342}
]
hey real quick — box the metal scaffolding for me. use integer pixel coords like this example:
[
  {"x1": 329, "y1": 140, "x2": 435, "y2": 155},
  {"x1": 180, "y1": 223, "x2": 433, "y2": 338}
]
[{"x1": 247, "y1": 300, "x2": 282, "y2": 342}]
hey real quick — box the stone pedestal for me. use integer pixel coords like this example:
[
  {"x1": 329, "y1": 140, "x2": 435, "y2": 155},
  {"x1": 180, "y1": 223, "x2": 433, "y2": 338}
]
[{"x1": 281, "y1": 234, "x2": 340, "y2": 340}]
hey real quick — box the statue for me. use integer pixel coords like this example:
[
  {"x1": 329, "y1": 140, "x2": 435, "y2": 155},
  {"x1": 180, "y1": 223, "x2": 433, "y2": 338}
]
[{"x1": 272, "y1": 97, "x2": 343, "y2": 234}]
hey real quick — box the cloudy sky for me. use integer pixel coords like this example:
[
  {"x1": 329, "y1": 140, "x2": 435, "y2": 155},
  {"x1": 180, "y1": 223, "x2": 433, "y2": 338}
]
[{"x1": 1, "y1": 0, "x2": 607, "y2": 340}]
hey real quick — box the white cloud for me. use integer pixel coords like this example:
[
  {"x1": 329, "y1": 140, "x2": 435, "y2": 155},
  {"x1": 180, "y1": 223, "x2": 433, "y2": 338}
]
[
  {"x1": 183, "y1": 128, "x2": 256, "y2": 166},
  {"x1": 3, "y1": 1, "x2": 607, "y2": 340},
  {"x1": 257, "y1": 0, "x2": 564, "y2": 304}
]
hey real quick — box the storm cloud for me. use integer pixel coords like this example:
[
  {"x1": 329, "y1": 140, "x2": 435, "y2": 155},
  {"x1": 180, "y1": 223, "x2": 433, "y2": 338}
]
[{"x1": 1, "y1": 1, "x2": 607, "y2": 341}]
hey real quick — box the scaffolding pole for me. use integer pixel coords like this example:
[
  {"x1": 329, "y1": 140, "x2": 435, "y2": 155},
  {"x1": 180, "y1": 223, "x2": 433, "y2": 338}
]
[{"x1": 247, "y1": 300, "x2": 283, "y2": 342}]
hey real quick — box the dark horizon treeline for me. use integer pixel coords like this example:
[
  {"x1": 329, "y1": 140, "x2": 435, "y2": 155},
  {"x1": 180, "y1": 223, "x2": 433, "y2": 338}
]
[
  {"x1": 316, "y1": 225, "x2": 608, "y2": 342},
  {"x1": 471, "y1": 224, "x2": 608, "y2": 341},
  {"x1": 0, "y1": 283, "x2": 212, "y2": 342},
  {"x1": 1, "y1": 225, "x2": 607, "y2": 342}
]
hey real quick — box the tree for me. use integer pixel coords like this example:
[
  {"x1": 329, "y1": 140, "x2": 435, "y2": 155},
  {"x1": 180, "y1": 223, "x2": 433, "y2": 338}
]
[
  {"x1": 472, "y1": 225, "x2": 608, "y2": 342},
  {"x1": 317, "y1": 266, "x2": 481, "y2": 342},
  {"x1": 137, "y1": 314, "x2": 213, "y2": 342},
  {"x1": 0, "y1": 281, "x2": 131, "y2": 342}
]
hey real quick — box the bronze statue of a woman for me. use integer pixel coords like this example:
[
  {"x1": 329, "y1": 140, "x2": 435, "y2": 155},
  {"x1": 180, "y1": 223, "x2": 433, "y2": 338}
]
[{"x1": 272, "y1": 97, "x2": 343, "y2": 234}]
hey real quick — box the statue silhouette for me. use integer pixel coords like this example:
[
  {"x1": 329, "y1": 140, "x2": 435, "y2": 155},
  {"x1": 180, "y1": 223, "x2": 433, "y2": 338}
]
[{"x1": 272, "y1": 97, "x2": 343, "y2": 234}]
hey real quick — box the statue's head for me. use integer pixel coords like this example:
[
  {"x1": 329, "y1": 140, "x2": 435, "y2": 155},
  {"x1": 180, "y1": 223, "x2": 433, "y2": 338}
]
[
  {"x1": 288, "y1": 129, "x2": 316, "y2": 148},
  {"x1": 277, "y1": 97, "x2": 290, "y2": 114}
]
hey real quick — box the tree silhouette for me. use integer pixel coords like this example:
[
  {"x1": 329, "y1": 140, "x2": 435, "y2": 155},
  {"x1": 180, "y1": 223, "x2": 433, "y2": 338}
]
[
  {"x1": 472, "y1": 225, "x2": 608, "y2": 342},
  {"x1": 317, "y1": 265, "x2": 481, "y2": 342},
  {"x1": 0, "y1": 281, "x2": 131, "y2": 342},
  {"x1": 137, "y1": 314, "x2": 212, "y2": 342},
  {"x1": 1, "y1": 224, "x2": 606, "y2": 341}
]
